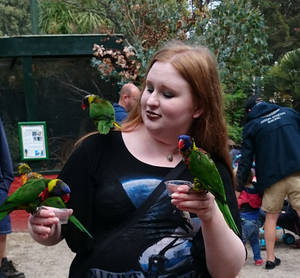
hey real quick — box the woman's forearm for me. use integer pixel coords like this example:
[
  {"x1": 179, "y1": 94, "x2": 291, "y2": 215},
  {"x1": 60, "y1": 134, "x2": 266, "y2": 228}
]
[{"x1": 200, "y1": 204, "x2": 246, "y2": 278}]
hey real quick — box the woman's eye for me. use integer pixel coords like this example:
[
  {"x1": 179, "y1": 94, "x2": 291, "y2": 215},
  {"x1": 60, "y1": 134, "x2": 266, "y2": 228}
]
[
  {"x1": 162, "y1": 91, "x2": 173, "y2": 98},
  {"x1": 146, "y1": 87, "x2": 154, "y2": 93}
]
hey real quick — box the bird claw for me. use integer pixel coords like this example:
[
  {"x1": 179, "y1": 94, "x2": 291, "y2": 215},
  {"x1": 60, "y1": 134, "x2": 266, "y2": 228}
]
[{"x1": 33, "y1": 206, "x2": 47, "y2": 216}]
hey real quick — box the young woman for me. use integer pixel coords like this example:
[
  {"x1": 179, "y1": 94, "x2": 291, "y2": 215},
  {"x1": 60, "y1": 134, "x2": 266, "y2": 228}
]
[{"x1": 28, "y1": 41, "x2": 245, "y2": 278}]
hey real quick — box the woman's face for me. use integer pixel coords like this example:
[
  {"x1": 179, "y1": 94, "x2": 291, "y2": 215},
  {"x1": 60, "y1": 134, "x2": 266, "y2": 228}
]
[{"x1": 141, "y1": 62, "x2": 202, "y2": 139}]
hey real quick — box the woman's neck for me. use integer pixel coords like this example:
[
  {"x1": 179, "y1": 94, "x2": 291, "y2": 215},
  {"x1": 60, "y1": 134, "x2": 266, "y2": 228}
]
[{"x1": 122, "y1": 124, "x2": 181, "y2": 167}]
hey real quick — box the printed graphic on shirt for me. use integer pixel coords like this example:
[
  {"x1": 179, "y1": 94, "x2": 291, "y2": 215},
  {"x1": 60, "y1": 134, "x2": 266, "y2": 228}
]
[
  {"x1": 88, "y1": 268, "x2": 198, "y2": 278},
  {"x1": 120, "y1": 177, "x2": 201, "y2": 276}
]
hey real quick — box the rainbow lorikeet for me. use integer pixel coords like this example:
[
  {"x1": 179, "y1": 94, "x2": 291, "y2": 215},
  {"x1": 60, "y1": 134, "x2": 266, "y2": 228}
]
[
  {"x1": 0, "y1": 179, "x2": 70, "y2": 221},
  {"x1": 17, "y1": 162, "x2": 43, "y2": 185},
  {"x1": 178, "y1": 135, "x2": 239, "y2": 235},
  {"x1": 81, "y1": 94, "x2": 121, "y2": 134}
]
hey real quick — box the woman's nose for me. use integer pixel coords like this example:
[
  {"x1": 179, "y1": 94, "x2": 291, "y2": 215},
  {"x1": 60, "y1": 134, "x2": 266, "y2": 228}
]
[{"x1": 147, "y1": 91, "x2": 159, "y2": 106}]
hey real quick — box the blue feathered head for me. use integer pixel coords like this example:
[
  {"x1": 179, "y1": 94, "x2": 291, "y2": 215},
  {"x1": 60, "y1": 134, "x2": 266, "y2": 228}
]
[{"x1": 178, "y1": 135, "x2": 193, "y2": 152}]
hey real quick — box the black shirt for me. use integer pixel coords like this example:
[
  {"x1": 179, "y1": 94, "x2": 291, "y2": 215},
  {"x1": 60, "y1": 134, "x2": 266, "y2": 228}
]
[{"x1": 60, "y1": 131, "x2": 241, "y2": 278}]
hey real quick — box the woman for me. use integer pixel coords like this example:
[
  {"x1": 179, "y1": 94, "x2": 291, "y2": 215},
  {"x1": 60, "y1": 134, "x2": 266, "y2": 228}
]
[{"x1": 28, "y1": 41, "x2": 245, "y2": 278}]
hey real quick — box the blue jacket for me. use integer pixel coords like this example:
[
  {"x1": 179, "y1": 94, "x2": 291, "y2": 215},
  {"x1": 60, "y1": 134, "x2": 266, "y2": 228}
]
[
  {"x1": 113, "y1": 103, "x2": 128, "y2": 124},
  {"x1": 237, "y1": 102, "x2": 300, "y2": 193},
  {"x1": 0, "y1": 117, "x2": 14, "y2": 192}
]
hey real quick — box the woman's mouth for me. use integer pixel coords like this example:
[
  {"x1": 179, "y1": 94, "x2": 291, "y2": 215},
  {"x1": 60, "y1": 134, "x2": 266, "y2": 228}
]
[{"x1": 146, "y1": 110, "x2": 161, "y2": 119}]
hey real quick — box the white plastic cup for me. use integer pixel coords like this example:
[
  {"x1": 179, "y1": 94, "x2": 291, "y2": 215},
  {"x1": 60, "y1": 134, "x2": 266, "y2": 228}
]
[
  {"x1": 164, "y1": 180, "x2": 193, "y2": 196},
  {"x1": 39, "y1": 206, "x2": 69, "y2": 224}
]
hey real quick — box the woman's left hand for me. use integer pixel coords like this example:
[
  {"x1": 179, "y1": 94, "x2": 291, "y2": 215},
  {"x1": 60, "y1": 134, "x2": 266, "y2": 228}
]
[{"x1": 170, "y1": 185, "x2": 217, "y2": 222}]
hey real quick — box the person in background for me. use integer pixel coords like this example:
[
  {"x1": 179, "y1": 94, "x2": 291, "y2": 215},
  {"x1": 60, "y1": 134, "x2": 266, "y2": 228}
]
[
  {"x1": 228, "y1": 139, "x2": 241, "y2": 169},
  {"x1": 28, "y1": 41, "x2": 245, "y2": 278},
  {"x1": 0, "y1": 117, "x2": 25, "y2": 278},
  {"x1": 235, "y1": 168, "x2": 264, "y2": 266},
  {"x1": 113, "y1": 83, "x2": 141, "y2": 123},
  {"x1": 277, "y1": 201, "x2": 300, "y2": 237},
  {"x1": 237, "y1": 96, "x2": 300, "y2": 269}
]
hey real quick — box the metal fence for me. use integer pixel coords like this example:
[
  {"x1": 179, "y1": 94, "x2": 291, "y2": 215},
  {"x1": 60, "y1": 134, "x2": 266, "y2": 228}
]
[{"x1": 0, "y1": 35, "x2": 123, "y2": 173}]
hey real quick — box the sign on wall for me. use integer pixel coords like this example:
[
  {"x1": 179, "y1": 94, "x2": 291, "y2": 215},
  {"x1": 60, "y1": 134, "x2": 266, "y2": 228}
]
[{"x1": 18, "y1": 121, "x2": 49, "y2": 160}]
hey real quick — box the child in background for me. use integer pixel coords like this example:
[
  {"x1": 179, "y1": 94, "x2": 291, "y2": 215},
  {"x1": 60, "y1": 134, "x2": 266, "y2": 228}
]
[{"x1": 235, "y1": 168, "x2": 264, "y2": 266}]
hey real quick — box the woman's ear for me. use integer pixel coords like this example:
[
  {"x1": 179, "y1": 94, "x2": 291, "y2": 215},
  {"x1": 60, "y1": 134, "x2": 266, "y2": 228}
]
[{"x1": 192, "y1": 106, "x2": 203, "y2": 119}]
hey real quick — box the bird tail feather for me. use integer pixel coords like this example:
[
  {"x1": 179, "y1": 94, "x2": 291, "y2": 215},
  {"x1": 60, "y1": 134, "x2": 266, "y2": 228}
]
[
  {"x1": 217, "y1": 201, "x2": 240, "y2": 235},
  {"x1": 69, "y1": 215, "x2": 93, "y2": 238}
]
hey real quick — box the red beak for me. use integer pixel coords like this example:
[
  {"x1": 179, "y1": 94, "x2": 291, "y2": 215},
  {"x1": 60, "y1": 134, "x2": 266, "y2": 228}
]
[
  {"x1": 81, "y1": 103, "x2": 87, "y2": 110},
  {"x1": 178, "y1": 139, "x2": 184, "y2": 150},
  {"x1": 62, "y1": 193, "x2": 70, "y2": 203}
]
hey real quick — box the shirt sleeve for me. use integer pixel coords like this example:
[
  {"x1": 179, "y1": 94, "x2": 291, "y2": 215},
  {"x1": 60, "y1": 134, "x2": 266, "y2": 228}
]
[{"x1": 60, "y1": 133, "x2": 105, "y2": 253}]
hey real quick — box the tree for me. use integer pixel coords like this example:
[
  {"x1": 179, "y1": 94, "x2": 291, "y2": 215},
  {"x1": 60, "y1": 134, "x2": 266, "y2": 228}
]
[
  {"x1": 39, "y1": 0, "x2": 111, "y2": 34},
  {"x1": 264, "y1": 48, "x2": 300, "y2": 110},
  {"x1": 190, "y1": 0, "x2": 271, "y2": 142},
  {"x1": 0, "y1": 0, "x2": 31, "y2": 36},
  {"x1": 38, "y1": 0, "x2": 272, "y2": 142},
  {"x1": 251, "y1": 0, "x2": 300, "y2": 62}
]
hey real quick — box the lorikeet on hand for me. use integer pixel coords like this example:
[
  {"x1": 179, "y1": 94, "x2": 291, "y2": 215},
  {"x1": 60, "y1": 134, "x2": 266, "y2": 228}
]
[
  {"x1": 0, "y1": 178, "x2": 70, "y2": 221},
  {"x1": 81, "y1": 94, "x2": 121, "y2": 134},
  {"x1": 41, "y1": 197, "x2": 93, "y2": 238},
  {"x1": 17, "y1": 162, "x2": 43, "y2": 185},
  {"x1": 178, "y1": 135, "x2": 239, "y2": 235}
]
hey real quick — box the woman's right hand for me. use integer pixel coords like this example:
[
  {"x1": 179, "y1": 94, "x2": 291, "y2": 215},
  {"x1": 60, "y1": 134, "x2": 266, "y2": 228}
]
[{"x1": 28, "y1": 207, "x2": 72, "y2": 244}]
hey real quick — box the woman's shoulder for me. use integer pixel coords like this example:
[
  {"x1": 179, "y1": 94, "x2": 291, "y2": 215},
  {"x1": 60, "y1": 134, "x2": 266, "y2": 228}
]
[{"x1": 75, "y1": 130, "x2": 120, "y2": 149}]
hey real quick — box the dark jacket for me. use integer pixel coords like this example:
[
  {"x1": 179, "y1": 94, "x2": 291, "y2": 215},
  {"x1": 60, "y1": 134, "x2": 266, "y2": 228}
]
[
  {"x1": 0, "y1": 117, "x2": 14, "y2": 192},
  {"x1": 237, "y1": 101, "x2": 300, "y2": 193}
]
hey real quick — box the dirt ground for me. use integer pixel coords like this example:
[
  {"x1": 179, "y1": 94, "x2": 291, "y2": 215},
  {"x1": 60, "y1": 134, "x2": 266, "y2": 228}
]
[{"x1": 6, "y1": 230, "x2": 300, "y2": 278}]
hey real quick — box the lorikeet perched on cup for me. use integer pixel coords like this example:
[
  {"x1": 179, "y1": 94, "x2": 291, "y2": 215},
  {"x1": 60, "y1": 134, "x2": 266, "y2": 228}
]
[
  {"x1": 0, "y1": 178, "x2": 93, "y2": 238},
  {"x1": 178, "y1": 135, "x2": 239, "y2": 235},
  {"x1": 0, "y1": 178, "x2": 70, "y2": 221},
  {"x1": 81, "y1": 94, "x2": 121, "y2": 134}
]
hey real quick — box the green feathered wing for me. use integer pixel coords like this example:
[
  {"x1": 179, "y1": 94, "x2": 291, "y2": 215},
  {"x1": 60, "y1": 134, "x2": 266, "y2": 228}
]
[
  {"x1": 0, "y1": 179, "x2": 49, "y2": 221},
  {"x1": 90, "y1": 97, "x2": 120, "y2": 134},
  {"x1": 179, "y1": 135, "x2": 239, "y2": 235},
  {"x1": 41, "y1": 197, "x2": 93, "y2": 239},
  {"x1": 190, "y1": 149, "x2": 239, "y2": 234}
]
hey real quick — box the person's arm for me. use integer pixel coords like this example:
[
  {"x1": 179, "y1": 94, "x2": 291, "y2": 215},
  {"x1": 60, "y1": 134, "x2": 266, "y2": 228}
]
[
  {"x1": 236, "y1": 130, "x2": 254, "y2": 192},
  {"x1": 171, "y1": 162, "x2": 245, "y2": 278},
  {"x1": 0, "y1": 118, "x2": 14, "y2": 192},
  {"x1": 28, "y1": 133, "x2": 102, "y2": 249},
  {"x1": 172, "y1": 188, "x2": 245, "y2": 278}
]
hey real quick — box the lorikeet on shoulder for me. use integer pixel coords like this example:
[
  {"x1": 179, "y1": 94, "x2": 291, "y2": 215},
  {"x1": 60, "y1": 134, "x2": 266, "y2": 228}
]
[{"x1": 81, "y1": 94, "x2": 121, "y2": 134}]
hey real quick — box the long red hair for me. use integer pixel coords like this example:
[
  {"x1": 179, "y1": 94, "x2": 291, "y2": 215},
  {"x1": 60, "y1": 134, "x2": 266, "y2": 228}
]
[{"x1": 122, "y1": 41, "x2": 232, "y2": 176}]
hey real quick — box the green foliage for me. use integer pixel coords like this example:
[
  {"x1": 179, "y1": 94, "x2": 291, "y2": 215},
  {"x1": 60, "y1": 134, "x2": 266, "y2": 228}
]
[
  {"x1": 39, "y1": 0, "x2": 110, "y2": 34},
  {"x1": 190, "y1": 0, "x2": 271, "y2": 141},
  {"x1": 192, "y1": 0, "x2": 271, "y2": 94},
  {"x1": 94, "y1": 0, "x2": 191, "y2": 80},
  {"x1": 264, "y1": 48, "x2": 300, "y2": 110},
  {"x1": 223, "y1": 89, "x2": 247, "y2": 143},
  {"x1": 251, "y1": 0, "x2": 300, "y2": 62},
  {"x1": 0, "y1": 0, "x2": 31, "y2": 36},
  {"x1": 37, "y1": 0, "x2": 274, "y2": 141}
]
